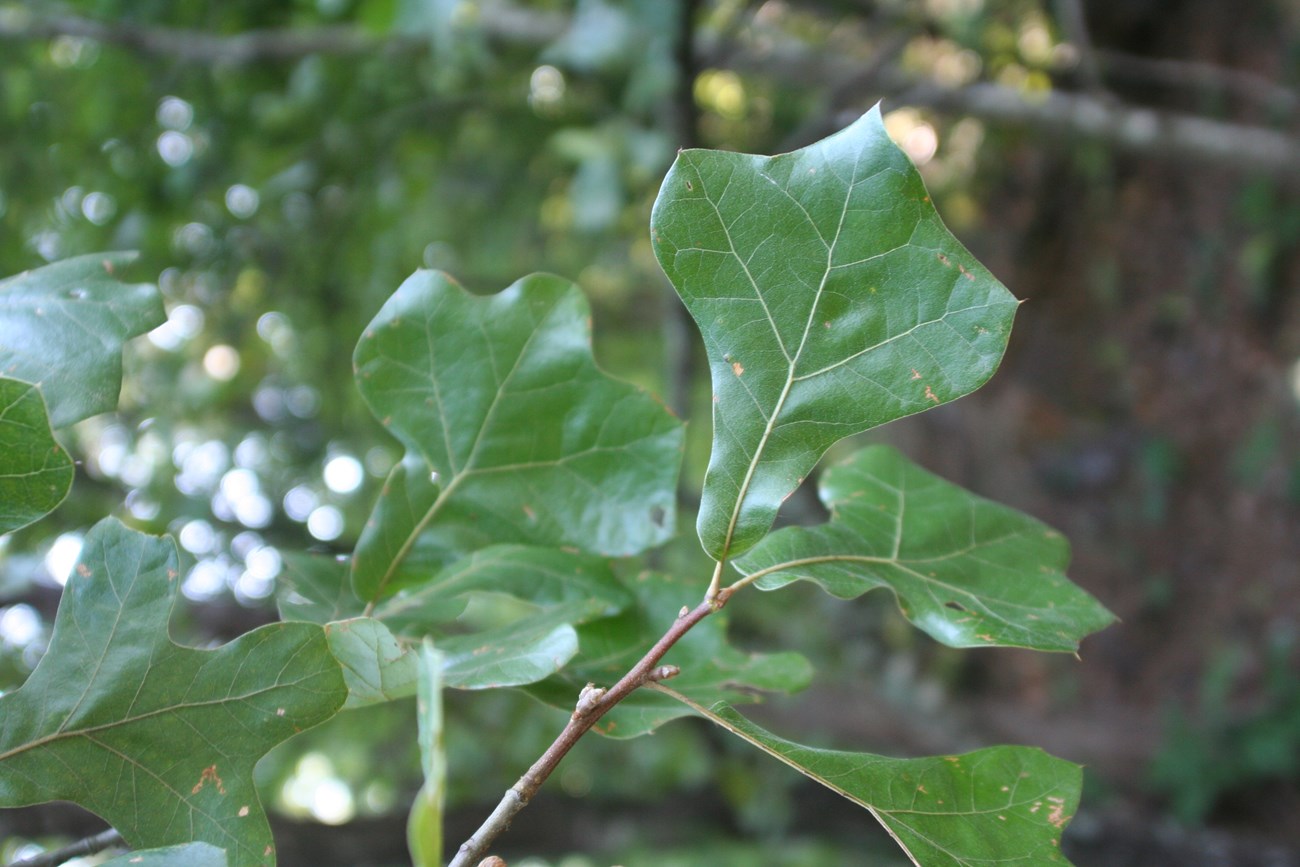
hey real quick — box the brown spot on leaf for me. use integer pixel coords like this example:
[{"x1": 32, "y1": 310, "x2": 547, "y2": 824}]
[
  {"x1": 685, "y1": 179, "x2": 694, "y2": 191},
  {"x1": 732, "y1": 361, "x2": 744, "y2": 376},
  {"x1": 911, "y1": 368, "x2": 921, "y2": 380},
  {"x1": 924, "y1": 385, "x2": 939, "y2": 403},
  {"x1": 76, "y1": 563, "x2": 92, "y2": 578},
  {"x1": 238, "y1": 805, "x2": 250, "y2": 817},
  {"x1": 192, "y1": 764, "x2": 226, "y2": 795},
  {"x1": 522, "y1": 504, "x2": 536, "y2": 521}
]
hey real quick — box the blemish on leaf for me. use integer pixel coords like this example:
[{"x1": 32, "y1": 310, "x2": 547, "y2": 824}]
[
  {"x1": 522, "y1": 504, "x2": 536, "y2": 521},
  {"x1": 937, "y1": 252, "x2": 951, "y2": 267},
  {"x1": 732, "y1": 361, "x2": 744, "y2": 376},
  {"x1": 685, "y1": 179, "x2": 694, "y2": 191},
  {"x1": 192, "y1": 764, "x2": 226, "y2": 795},
  {"x1": 924, "y1": 385, "x2": 939, "y2": 403},
  {"x1": 76, "y1": 563, "x2": 92, "y2": 578},
  {"x1": 276, "y1": 708, "x2": 286, "y2": 716},
  {"x1": 823, "y1": 320, "x2": 831, "y2": 328},
  {"x1": 239, "y1": 805, "x2": 250, "y2": 817},
  {"x1": 910, "y1": 368, "x2": 921, "y2": 380}
]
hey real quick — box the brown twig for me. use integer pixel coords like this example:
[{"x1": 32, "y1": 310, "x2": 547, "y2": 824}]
[{"x1": 446, "y1": 599, "x2": 715, "y2": 867}]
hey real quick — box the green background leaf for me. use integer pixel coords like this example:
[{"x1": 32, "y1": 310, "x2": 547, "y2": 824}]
[
  {"x1": 0, "y1": 518, "x2": 347, "y2": 866},
  {"x1": 677, "y1": 697, "x2": 1082, "y2": 867},
  {"x1": 324, "y1": 617, "x2": 419, "y2": 709},
  {"x1": 651, "y1": 107, "x2": 1018, "y2": 559},
  {"x1": 351, "y1": 270, "x2": 684, "y2": 601},
  {"x1": 0, "y1": 254, "x2": 165, "y2": 428},
  {"x1": 407, "y1": 641, "x2": 445, "y2": 867},
  {"x1": 0, "y1": 377, "x2": 74, "y2": 534},
  {"x1": 101, "y1": 842, "x2": 228, "y2": 866},
  {"x1": 736, "y1": 446, "x2": 1115, "y2": 652}
]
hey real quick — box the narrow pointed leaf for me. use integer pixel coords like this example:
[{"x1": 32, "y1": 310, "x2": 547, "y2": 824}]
[
  {"x1": 0, "y1": 377, "x2": 74, "y2": 533},
  {"x1": 407, "y1": 641, "x2": 445, "y2": 867},
  {"x1": 735, "y1": 446, "x2": 1115, "y2": 651},
  {"x1": 352, "y1": 270, "x2": 684, "y2": 602},
  {"x1": 0, "y1": 518, "x2": 347, "y2": 866},
  {"x1": 652, "y1": 107, "x2": 1018, "y2": 559},
  {"x1": 324, "y1": 618, "x2": 419, "y2": 709},
  {"x1": 676, "y1": 696, "x2": 1081, "y2": 866},
  {"x1": 0, "y1": 254, "x2": 165, "y2": 427},
  {"x1": 523, "y1": 570, "x2": 811, "y2": 738},
  {"x1": 102, "y1": 843, "x2": 228, "y2": 866}
]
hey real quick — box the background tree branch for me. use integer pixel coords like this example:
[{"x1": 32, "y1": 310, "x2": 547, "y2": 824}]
[{"x1": 3, "y1": 1, "x2": 1297, "y2": 180}]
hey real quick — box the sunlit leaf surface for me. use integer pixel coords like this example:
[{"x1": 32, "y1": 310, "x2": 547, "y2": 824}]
[
  {"x1": 652, "y1": 108, "x2": 1017, "y2": 559},
  {"x1": 0, "y1": 519, "x2": 347, "y2": 866},
  {"x1": 0, "y1": 254, "x2": 164, "y2": 428},
  {"x1": 736, "y1": 446, "x2": 1115, "y2": 652}
]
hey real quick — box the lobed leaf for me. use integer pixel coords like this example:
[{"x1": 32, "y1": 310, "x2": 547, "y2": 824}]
[
  {"x1": 0, "y1": 254, "x2": 165, "y2": 428},
  {"x1": 651, "y1": 107, "x2": 1018, "y2": 560},
  {"x1": 735, "y1": 446, "x2": 1115, "y2": 652},
  {"x1": 674, "y1": 696, "x2": 1082, "y2": 866},
  {"x1": 0, "y1": 518, "x2": 347, "y2": 866},
  {"x1": 352, "y1": 270, "x2": 684, "y2": 602},
  {"x1": 0, "y1": 377, "x2": 74, "y2": 534}
]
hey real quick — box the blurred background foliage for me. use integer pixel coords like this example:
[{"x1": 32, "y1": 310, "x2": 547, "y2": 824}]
[{"x1": 1, "y1": 0, "x2": 1299, "y2": 864}]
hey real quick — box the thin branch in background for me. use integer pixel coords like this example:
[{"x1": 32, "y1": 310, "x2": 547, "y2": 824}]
[
  {"x1": 1096, "y1": 49, "x2": 1300, "y2": 122},
  {"x1": 8, "y1": 829, "x2": 124, "y2": 867},
  {"x1": 1050, "y1": 0, "x2": 1104, "y2": 92},
  {"x1": 2, "y1": 1, "x2": 1298, "y2": 178},
  {"x1": 662, "y1": 0, "x2": 704, "y2": 422}
]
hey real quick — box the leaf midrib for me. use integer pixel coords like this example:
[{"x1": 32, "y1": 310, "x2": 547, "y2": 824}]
[{"x1": 0, "y1": 671, "x2": 323, "y2": 764}]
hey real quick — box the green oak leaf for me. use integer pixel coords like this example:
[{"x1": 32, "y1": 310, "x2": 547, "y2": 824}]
[
  {"x1": 524, "y1": 570, "x2": 811, "y2": 738},
  {"x1": 0, "y1": 377, "x2": 74, "y2": 533},
  {"x1": 372, "y1": 544, "x2": 631, "y2": 632},
  {"x1": 441, "y1": 611, "x2": 579, "y2": 690},
  {"x1": 0, "y1": 253, "x2": 165, "y2": 428},
  {"x1": 407, "y1": 641, "x2": 445, "y2": 867},
  {"x1": 324, "y1": 618, "x2": 419, "y2": 709},
  {"x1": 0, "y1": 518, "x2": 347, "y2": 867},
  {"x1": 672, "y1": 696, "x2": 1081, "y2": 867},
  {"x1": 352, "y1": 270, "x2": 684, "y2": 602},
  {"x1": 276, "y1": 553, "x2": 366, "y2": 624},
  {"x1": 297, "y1": 546, "x2": 631, "y2": 695},
  {"x1": 735, "y1": 446, "x2": 1115, "y2": 652},
  {"x1": 101, "y1": 843, "x2": 228, "y2": 866},
  {"x1": 651, "y1": 106, "x2": 1018, "y2": 560}
]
